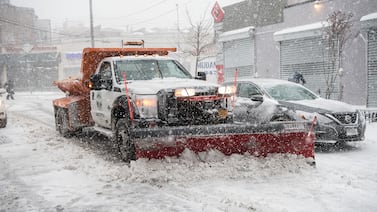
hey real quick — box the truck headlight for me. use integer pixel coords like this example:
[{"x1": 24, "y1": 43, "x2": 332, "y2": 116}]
[
  {"x1": 135, "y1": 95, "x2": 158, "y2": 118},
  {"x1": 218, "y1": 85, "x2": 236, "y2": 95},
  {"x1": 174, "y1": 88, "x2": 195, "y2": 97}
]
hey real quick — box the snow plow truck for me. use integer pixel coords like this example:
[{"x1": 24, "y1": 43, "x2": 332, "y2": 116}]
[{"x1": 52, "y1": 42, "x2": 315, "y2": 163}]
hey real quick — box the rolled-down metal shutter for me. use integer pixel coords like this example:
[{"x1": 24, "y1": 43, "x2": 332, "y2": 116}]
[
  {"x1": 367, "y1": 30, "x2": 377, "y2": 107},
  {"x1": 223, "y1": 38, "x2": 254, "y2": 82},
  {"x1": 280, "y1": 37, "x2": 339, "y2": 99}
]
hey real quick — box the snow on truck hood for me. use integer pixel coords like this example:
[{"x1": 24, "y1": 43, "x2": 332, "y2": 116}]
[
  {"x1": 281, "y1": 98, "x2": 357, "y2": 114},
  {"x1": 125, "y1": 78, "x2": 219, "y2": 94}
]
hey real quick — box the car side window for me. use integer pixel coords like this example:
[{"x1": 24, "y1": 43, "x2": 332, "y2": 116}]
[
  {"x1": 238, "y1": 83, "x2": 262, "y2": 98},
  {"x1": 98, "y1": 61, "x2": 112, "y2": 90},
  {"x1": 99, "y1": 62, "x2": 112, "y2": 80}
]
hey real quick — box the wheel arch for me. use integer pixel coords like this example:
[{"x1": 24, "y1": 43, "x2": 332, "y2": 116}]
[{"x1": 111, "y1": 95, "x2": 134, "y2": 130}]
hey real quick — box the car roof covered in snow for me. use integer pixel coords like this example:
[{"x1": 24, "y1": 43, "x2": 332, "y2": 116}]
[{"x1": 225, "y1": 78, "x2": 296, "y2": 88}]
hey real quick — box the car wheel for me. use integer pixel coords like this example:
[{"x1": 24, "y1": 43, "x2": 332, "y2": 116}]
[
  {"x1": 115, "y1": 118, "x2": 136, "y2": 162},
  {"x1": 0, "y1": 118, "x2": 6, "y2": 128},
  {"x1": 56, "y1": 108, "x2": 71, "y2": 137}
]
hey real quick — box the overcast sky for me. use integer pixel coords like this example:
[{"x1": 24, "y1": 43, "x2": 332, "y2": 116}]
[{"x1": 10, "y1": 0, "x2": 242, "y2": 30}]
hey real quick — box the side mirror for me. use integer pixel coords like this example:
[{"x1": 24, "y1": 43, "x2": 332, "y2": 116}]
[
  {"x1": 195, "y1": 71, "x2": 207, "y2": 81},
  {"x1": 251, "y1": 94, "x2": 264, "y2": 102},
  {"x1": 89, "y1": 74, "x2": 101, "y2": 90}
]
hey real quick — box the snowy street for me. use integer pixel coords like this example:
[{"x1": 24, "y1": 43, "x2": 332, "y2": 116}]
[{"x1": 1, "y1": 92, "x2": 377, "y2": 212}]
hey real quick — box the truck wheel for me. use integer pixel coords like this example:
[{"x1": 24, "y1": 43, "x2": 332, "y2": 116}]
[
  {"x1": 115, "y1": 119, "x2": 136, "y2": 162},
  {"x1": 56, "y1": 108, "x2": 71, "y2": 137}
]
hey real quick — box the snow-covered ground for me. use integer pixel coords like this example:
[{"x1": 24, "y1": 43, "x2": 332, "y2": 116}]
[{"x1": 1, "y1": 92, "x2": 376, "y2": 212}]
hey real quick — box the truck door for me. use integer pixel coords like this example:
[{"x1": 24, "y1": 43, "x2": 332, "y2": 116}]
[{"x1": 90, "y1": 61, "x2": 114, "y2": 128}]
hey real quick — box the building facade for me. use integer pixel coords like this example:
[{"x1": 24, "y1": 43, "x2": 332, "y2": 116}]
[
  {"x1": 215, "y1": 0, "x2": 377, "y2": 106},
  {"x1": 0, "y1": 0, "x2": 58, "y2": 90}
]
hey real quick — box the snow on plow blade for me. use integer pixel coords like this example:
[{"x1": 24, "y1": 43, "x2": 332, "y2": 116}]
[{"x1": 131, "y1": 122, "x2": 315, "y2": 162}]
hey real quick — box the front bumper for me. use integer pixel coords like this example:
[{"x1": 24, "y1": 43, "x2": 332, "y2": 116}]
[{"x1": 314, "y1": 122, "x2": 365, "y2": 143}]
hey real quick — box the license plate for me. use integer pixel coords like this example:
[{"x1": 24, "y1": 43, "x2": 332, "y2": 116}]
[{"x1": 346, "y1": 128, "x2": 358, "y2": 136}]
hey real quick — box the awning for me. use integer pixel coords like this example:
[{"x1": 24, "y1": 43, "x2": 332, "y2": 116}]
[
  {"x1": 273, "y1": 21, "x2": 329, "y2": 41},
  {"x1": 219, "y1": 26, "x2": 255, "y2": 42},
  {"x1": 360, "y1": 12, "x2": 377, "y2": 29}
]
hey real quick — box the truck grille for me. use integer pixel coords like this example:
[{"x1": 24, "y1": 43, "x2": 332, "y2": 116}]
[
  {"x1": 157, "y1": 88, "x2": 226, "y2": 125},
  {"x1": 331, "y1": 112, "x2": 358, "y2": 124}
]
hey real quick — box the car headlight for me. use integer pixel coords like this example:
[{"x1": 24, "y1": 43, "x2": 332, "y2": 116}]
[
  {"x1": 174, "y1": 88, "x2": 195, "y2": 97},
  {"x1": 218, "y1": 85, "x2": 236, "y2": 95},
  {"x1": 357, "y1": 109, "x2": 366, "y2": 125},
  {"x1": 296, "y1": 111, "x2": 319, "y2": 122},
  {"x1": 135, "y1": 95, "x2": 158, "y2": 118}
]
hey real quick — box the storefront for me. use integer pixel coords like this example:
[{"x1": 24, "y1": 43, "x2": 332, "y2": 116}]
[
  {"x1": 219, "y1": 26, "x2": 255, "y2": 82},
  {"x1": 273, "y1": 22, "x2": 339, "y2": 99},
  {"x1": 0, "y1": 46, "x2": 60, "y2": 90}
]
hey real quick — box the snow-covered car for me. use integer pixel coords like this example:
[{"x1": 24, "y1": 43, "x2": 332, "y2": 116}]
[
  {"x1": 0, "y1": 88, "x2": 7, "y2": 128},
  {"x1": 222, "y1": 82, "x2": 296, "y2": 124},
  {"x1": 225, "y1": 78, "x2": 366, "y2": 144}
]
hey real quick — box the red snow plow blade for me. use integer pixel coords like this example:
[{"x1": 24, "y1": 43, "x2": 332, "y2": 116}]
[{"x1": 130, "y1": 122, "x2": 315, "y2": 163}]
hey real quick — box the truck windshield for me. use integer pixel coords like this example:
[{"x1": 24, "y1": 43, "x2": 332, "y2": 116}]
[{"x1": 114, "y1": 59, "x2": 192, "y2": 83}]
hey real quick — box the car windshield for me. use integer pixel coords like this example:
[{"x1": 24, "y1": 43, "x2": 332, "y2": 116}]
[
  {"x1": 262, "y1": 83, "x2": 318, "y2": 101},
  {"x1": 114, "y1": 59, "x2": 191, "y2": 83}
]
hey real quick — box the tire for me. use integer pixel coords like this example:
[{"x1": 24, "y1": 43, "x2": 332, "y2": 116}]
[
  {"x1": 55, "y1": 108, "x2": 71, "y2": 137},
  {"x1": 0, "y1": 118, "x2": 6, "y2": 128},
  {"x1": 114, "y1": 118, "x2": 136, "y2": 162}
]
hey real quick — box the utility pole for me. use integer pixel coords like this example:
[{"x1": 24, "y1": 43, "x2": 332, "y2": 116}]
[
  {"x1": 176, "y1": 3, "x2": 180, "y2": 51},
  {"x1": 89, "y1": 0, "x2": 95, "y2": 47}
]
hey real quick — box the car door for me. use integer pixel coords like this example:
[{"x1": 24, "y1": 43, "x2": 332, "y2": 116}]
[
  {"x1": 234, "y1": 82, "x2": 277, "y2": 124},
  {"x1": 90, "y1": 61, "x2": 114, "y2": 128}
]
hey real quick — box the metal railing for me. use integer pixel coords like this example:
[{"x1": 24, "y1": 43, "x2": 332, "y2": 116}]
[{"x1": 363, "y1": 109, "x2": 377, "y2": 123}]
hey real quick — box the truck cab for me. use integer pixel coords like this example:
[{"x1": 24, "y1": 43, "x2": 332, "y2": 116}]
[{"x1": 89, "y1": 55, "x2": 233, "y2": 130}]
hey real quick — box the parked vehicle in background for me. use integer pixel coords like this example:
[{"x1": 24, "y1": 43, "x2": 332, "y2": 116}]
[
  {"x1": 222, "y1": 81, "x2": 297, "y2": 124},
  {"x1": 224, "y1": 78, "x2": 366, "y2": 145},
  {"x1": 0, "y1": 88, "x2": 7, "y2": 128}
]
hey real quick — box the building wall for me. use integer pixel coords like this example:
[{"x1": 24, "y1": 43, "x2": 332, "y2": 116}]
[
  {"x1": 218, "y1": 0, "x2": 377, "y2": 105},
  {"x1": 222, "y1": 0, "x2": 286, "y2": 31},
  {"x1": 36, "y1": 19, "x2": 52, "y2": 44},
  {"x1": 0, "y1": 1, "x2": 51, "y2": 46},
  {"x1": 0, "y1": 4, "x2": 37, "y2": 45},
  {"x1": 0, "y1": 1, "x2": 58, "y2": 90}
]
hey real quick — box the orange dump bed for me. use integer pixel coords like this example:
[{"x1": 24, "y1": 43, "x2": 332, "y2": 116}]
[
  {"x1": 54, "y1": 47, "x2": 176, "y2": 96},
  {"x1": 80, "y1": 47, "x2": 176, "y2": 86}
]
